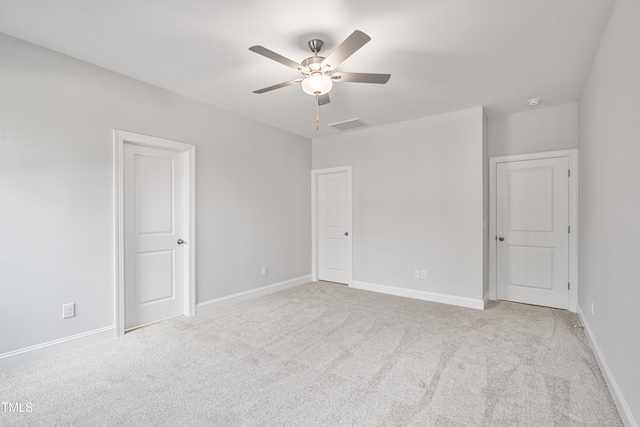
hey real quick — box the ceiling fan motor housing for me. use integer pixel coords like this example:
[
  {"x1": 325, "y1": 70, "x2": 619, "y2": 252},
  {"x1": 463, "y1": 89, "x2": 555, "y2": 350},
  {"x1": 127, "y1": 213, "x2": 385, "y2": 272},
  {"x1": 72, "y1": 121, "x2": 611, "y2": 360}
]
[{"x1": 301, "y1": 56, "x2": 327, "y2": 74}]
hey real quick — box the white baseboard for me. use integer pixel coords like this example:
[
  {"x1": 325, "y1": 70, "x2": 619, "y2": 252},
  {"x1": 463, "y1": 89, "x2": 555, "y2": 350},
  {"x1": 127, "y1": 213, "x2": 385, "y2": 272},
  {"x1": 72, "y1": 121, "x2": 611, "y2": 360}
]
[
  {"x1": 0, "y1": 326, "x2": 115, "y2": 371},
  {"x1": 577, "y1": 305, "x2": 638, "y2": 427},
  {"x1": 349, "y1": 281, "x2": 485, "y2": 310},
  {"x1": 483, "y1": 290, "x2": 490, "y2": 308},
  {"x1": 196, "y1": 275, "x2": 312, "y2": 315}
]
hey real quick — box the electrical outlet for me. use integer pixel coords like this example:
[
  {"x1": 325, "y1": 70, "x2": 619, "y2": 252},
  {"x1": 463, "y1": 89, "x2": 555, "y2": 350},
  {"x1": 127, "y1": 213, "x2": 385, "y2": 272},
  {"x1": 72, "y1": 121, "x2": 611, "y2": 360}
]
[
  {"x1": 414, "y1": 269, "x2": 420, "y2": 278},
  {"x1": 420, "y1": 270, "x2": 427, "y2": 279},
  {"x1": 591, "y1": 302, "x2": 595, "y2": 315},
  {"x1": 62, "y1": 303, "x2": 75, "y2": 319},
  {"x1": 261, "y1": 266, "x2": 267, "y2": 276}
]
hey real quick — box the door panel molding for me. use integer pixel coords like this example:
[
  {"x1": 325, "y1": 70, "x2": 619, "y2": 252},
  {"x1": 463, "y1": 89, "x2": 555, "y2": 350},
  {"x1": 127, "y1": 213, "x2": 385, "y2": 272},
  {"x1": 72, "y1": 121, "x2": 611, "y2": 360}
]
[
  {"x1": 489, "y1": 149, "x2": 578, "y2": 311},
  {"x1": 113, "y1": 130, "x2": 196, "y2": 337},
  {"x1": 311, "y1": 166, "x2": 352, "y2": 285}
]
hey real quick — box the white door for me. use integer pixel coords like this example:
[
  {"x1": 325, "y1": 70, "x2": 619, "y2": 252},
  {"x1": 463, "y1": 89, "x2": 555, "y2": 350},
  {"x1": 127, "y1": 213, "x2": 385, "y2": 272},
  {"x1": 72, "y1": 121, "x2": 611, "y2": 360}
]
[
  {"x1": 123, "y1": 143, "x2": 185, "y2": 329},
  {"x1": 318, "y1": 171, "x2": 350, "y2": 284},
  {"x1": 496, "y1": 157, "x2": 569, "y2": 309}
]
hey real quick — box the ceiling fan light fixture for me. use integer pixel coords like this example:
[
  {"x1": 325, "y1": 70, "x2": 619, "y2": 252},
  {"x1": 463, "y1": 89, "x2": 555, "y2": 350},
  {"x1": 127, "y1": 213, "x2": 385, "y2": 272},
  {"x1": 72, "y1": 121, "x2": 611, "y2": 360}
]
[{"x1": 301, "y1": 74, "x2": 333, "y2": 96}]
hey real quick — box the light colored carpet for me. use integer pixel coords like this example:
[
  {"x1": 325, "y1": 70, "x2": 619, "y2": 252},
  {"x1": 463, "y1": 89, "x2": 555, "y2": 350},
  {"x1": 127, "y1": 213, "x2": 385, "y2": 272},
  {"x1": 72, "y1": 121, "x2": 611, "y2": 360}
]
[{"x1": 0, "y1": 282, "x2": 622, "y2": 426}]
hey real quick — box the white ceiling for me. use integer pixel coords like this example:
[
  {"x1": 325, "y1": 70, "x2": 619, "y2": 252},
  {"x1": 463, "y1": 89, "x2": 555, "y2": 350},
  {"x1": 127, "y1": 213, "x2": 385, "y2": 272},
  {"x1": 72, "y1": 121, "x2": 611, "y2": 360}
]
[{"x1": 0, "y1": 0, "x2": 615, "y2": 139}]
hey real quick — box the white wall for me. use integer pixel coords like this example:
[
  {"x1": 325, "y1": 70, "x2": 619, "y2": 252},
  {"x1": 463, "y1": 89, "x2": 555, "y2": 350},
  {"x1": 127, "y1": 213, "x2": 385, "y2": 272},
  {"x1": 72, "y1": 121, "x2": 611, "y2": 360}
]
[
  {"x1": 313, "y1": 107, "x2": 486, "y2": 304},
  {"x1": 578, "y1": 0, "x2": 640, "y2": 424},
  {"x1": 0, "y1": 33, "x2": 311, "y2": 357},
  {"x1": 489, "y1": 103, "x2": 579, "y2": 157}
]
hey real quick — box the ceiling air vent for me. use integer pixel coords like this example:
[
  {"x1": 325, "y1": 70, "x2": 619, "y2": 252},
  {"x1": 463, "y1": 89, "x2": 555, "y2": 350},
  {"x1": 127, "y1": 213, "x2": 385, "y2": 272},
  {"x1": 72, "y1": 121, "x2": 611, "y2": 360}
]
[{"x1": 328, "y1": 118, "x2": 367, "y2": 131}]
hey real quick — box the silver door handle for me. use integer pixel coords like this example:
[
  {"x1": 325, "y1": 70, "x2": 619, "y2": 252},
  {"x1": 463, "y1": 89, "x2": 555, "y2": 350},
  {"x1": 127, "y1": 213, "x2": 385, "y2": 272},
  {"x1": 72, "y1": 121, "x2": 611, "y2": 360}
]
[
  {"x1": 177, "y1": 239, "x2": 185, "y2": 244},
  {"x1": 344, "y1": 232, "x2": 349, "y2": 236},
  {"x1": 498, "y1": 237, "x2": 504, "y2": 241}
]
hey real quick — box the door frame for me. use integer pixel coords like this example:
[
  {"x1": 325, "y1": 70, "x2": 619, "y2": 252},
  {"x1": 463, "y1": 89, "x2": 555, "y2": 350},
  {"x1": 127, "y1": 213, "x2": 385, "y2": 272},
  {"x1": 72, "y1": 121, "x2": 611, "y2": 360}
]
[
  {"x1": 311, "y1": 166, "x2": 353, "y2": 285},
  {"x1": 489, "y1": 149, "x2": 578, "y2": 311},
  {"x1": 113, "y1": 130, "x2": 196, "y2": 337}
]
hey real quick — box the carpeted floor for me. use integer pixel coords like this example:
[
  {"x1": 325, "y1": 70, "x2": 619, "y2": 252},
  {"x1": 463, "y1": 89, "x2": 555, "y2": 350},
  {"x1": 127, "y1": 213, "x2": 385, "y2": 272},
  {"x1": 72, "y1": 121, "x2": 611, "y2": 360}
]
[{"x1": 0, "y1": 282, "x2": 622, "y2": 426}]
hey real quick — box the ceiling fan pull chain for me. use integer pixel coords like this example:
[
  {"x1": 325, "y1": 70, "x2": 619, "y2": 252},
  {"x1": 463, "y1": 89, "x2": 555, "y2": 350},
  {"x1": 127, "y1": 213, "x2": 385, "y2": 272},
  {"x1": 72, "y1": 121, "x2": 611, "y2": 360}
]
[{"x1": 315, "y1": 94, "x2": 320, "y2": 131}]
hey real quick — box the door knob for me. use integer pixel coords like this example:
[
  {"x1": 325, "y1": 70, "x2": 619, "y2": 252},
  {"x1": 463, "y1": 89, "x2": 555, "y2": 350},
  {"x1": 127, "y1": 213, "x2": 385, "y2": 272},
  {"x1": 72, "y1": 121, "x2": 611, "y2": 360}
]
[
  {"x1": 177, "y1": 239, "x2": 185, "y2": 244},
  {"x1": 344, "y1": 232, "x2": 349, "y2": 236},
  {"x1": 498, "y1": 237, "x2": 504, "y2": 241}
]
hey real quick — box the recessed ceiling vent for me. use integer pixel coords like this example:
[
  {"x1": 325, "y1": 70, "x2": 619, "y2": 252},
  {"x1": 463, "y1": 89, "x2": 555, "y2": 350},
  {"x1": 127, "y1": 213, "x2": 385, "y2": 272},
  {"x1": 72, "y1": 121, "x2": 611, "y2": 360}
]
[{"x1": 328, "y1": 118, "x2": 367, "y2": 131}]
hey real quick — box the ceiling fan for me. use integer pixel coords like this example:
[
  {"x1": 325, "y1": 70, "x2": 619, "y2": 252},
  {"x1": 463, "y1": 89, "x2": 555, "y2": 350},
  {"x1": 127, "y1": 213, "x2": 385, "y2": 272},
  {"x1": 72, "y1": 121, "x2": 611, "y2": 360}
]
[{"x1": 249, "y1": 30, "x2": 390, "y2": 106}]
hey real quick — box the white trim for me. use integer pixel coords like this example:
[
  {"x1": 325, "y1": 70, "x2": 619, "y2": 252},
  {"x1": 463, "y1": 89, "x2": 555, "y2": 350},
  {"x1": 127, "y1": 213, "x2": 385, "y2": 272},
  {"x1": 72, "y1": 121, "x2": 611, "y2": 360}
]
[
  {"x1": 113, "y1": 130, "x2": 196, "y2": 337},
  {"x1": 489, "y1": 149, "x2": 578, "y2": 311},
  {"x1": 311, "y1": 166, "x2": 353, "y2": 285},
  {"x1": 577, "y1": 306, "x2": 638, "y2": 427},
  {"x1": 350, "y1": 281, "x2": 485, "y2": 310},
  {"x1": 0, "y1": 326, "x2": 114, "y2": 371},
  {"x1": 196, "y1": 275, "x2": 312, "y2": 315}
]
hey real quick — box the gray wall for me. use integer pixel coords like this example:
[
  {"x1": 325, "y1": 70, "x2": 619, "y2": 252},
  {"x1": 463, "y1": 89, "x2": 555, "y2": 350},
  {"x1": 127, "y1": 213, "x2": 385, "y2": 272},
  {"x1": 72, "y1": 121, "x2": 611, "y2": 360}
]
[
  {"x1": 0, "y1": 33, "x2": 311, "y2": 354},
  {"x1": 578, "y1": 0, "x2": 640, "y2": 423},
  {"x1": 489, "y1": 103, "x2": 579, "y2": 157},
  {"x1": 313, "y1": 107, "x2": 485, "y2": 301}
]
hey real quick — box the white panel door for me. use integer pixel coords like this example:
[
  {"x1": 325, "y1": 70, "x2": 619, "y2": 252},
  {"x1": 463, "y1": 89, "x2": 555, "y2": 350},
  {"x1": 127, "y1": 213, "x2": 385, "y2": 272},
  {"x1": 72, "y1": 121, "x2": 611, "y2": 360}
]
[
  {"x1": 497, "y1": 157, "x2": 569, "y2": 309},
  {"x1": 318, "y1": 172, "x2": 350, "y2": 284},
  {"x1": 124, "y1": 143, "x2": 185, "y2": 329}
]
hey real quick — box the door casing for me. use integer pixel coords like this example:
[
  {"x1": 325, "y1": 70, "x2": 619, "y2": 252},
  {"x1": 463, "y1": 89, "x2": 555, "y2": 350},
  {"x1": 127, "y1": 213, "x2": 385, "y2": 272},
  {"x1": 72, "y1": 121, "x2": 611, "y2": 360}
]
[
  {"x1": 489, "y1": 149, "x2": 578, "y2": 311},
  {"x1": 113, "y1": 130, "x2": 196, "y2": 336},
  {"x1": 311, "y1": 166, "x2": 353, "y2": 285}
]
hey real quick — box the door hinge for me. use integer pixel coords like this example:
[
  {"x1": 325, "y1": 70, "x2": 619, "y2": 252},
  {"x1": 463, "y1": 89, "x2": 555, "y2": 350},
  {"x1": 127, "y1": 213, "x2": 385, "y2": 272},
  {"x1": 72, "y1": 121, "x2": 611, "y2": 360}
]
[
  {"x1": 568, "y1": 169, "x2": 571, "y2": 177},
  {"x1": 568, "y1": 282, "x2": 571, "y2": 290},
  {"x1": 568, "y1": 226, "x2": 571, "y2": 233}
]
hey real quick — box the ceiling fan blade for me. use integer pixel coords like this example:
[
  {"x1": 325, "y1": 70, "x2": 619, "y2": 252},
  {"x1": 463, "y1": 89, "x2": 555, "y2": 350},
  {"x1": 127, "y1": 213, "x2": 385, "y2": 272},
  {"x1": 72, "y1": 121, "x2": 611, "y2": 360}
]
[
  {"x1": 317, "y1": 94, "x2": 330, "y2": 105},
  {"x1": 249, "y1": 45, "x2": 305, "y2": 72},
  {"x1": 332, "y1": 72, "x2": 390, "y2": 84},
  {"x1": 252, "y1": 79, "x2": 302, "y2": 94},
  {"x1": 321, "y1": 30, "x2": 371, "y2": 69}
]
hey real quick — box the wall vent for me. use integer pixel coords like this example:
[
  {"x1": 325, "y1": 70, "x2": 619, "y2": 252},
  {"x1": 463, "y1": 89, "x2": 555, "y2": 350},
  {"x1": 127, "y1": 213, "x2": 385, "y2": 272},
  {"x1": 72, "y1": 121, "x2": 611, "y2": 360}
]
[{"x1": 328, "y1": 118, "x2": 367, "y2": 131}]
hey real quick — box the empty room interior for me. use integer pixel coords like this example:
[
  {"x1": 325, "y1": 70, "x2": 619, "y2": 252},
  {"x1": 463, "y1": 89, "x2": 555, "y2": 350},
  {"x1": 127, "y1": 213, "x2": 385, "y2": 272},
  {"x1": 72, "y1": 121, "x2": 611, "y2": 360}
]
[{"x1": 1, "y1": 0, "x2": 638, "y2": 425}]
